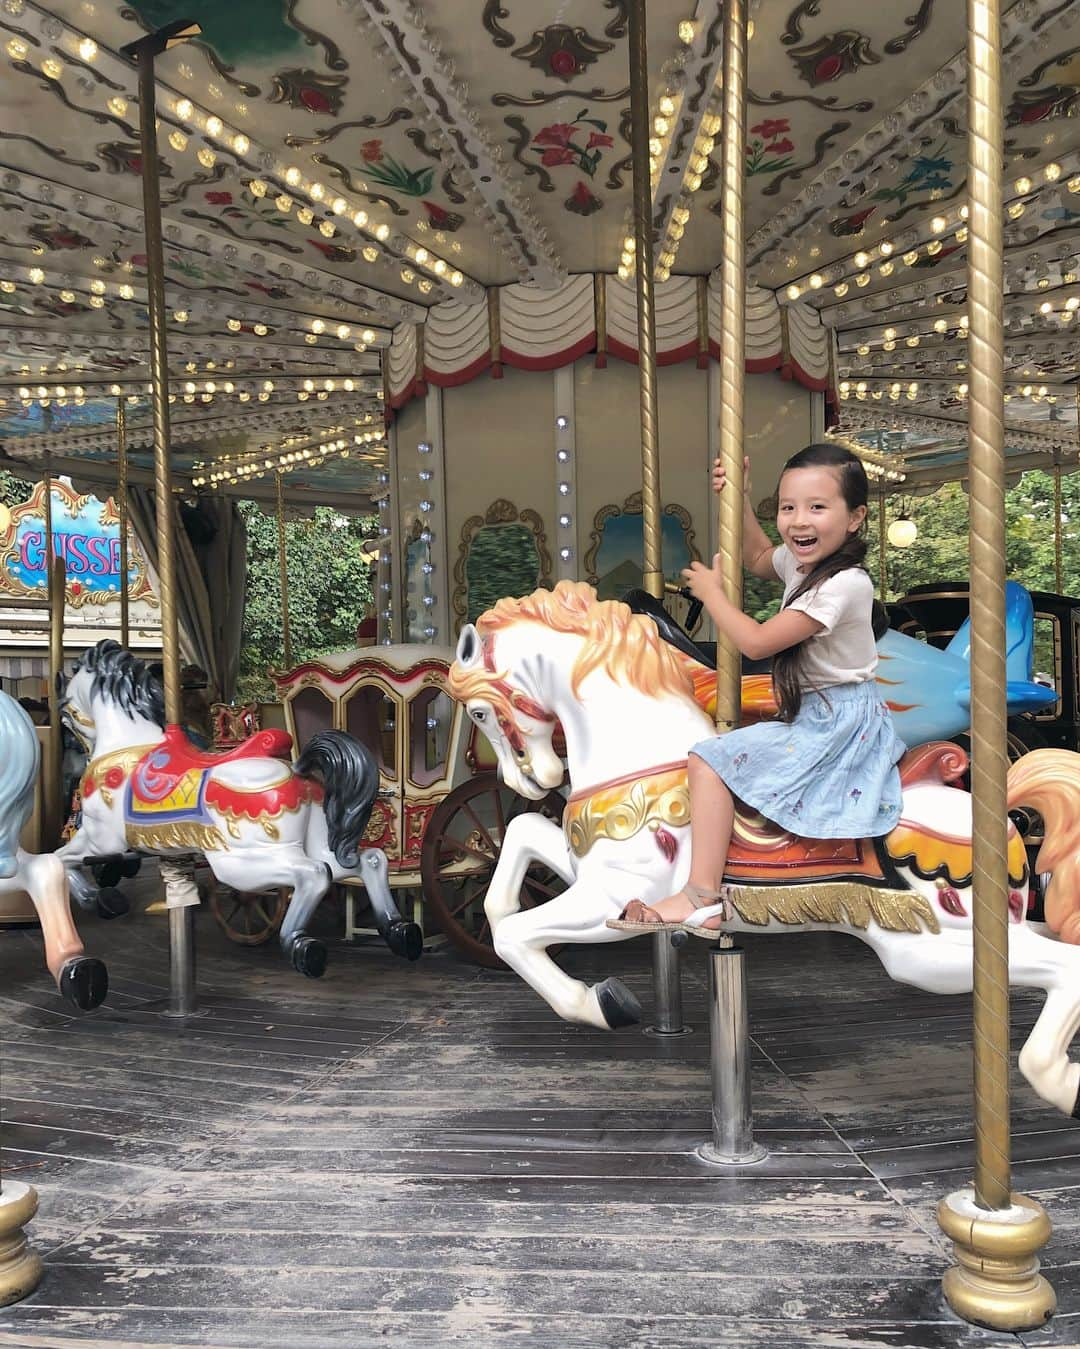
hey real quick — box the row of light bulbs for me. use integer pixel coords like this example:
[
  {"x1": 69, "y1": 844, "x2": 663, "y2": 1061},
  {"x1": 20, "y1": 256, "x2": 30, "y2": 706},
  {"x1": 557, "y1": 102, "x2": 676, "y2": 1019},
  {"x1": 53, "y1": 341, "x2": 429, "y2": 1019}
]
[
  {"x1": 193, "y1": 430, "x2": 385, "y2": 488},
  {"x1": 1, "y1": 20, "x2": 469, "y2": 299},
  {"x1": 165, "y1": 96, "x2": 468, "y2": 293},
  {"x1": 0, "y1": 266, "x2": 384, "y2": 349},
  {"x1": 789, "y1": 162, "x2": 1080, "y2": 303}
]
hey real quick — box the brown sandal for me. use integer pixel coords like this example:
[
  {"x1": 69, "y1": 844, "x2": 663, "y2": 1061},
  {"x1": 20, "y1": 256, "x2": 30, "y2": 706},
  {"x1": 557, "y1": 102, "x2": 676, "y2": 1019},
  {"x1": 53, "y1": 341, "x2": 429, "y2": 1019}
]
[{"x1": 606, "y1": 882, "x2": 725, "y2": 934}]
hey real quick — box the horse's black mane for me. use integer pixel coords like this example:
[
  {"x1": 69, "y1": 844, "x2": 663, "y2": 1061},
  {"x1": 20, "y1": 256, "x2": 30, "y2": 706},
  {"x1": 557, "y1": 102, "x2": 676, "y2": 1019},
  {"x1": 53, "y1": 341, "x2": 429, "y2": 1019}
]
[{"x1": 74, "y1": 641, "x2": 166, "y2": 727}]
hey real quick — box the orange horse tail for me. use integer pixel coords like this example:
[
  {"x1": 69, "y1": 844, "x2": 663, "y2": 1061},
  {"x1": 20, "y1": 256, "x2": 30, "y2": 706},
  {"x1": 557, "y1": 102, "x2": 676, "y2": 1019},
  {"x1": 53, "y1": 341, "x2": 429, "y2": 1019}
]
[{"x1": 1007, "y1": 748, "x2": 1080, "y2": 944}]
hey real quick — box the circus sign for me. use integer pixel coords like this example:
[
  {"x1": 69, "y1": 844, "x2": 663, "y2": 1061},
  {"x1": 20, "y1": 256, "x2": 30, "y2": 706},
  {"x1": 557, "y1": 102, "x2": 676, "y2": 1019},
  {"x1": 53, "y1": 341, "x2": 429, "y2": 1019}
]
[{"x1": 0, "y1": 480, "x2": 156, "y2": 609}]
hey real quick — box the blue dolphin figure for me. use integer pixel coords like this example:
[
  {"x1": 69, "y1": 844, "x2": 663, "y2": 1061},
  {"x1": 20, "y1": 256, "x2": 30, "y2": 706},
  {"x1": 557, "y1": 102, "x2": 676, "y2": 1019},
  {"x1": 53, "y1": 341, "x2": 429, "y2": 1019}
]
[{"x1": 876, "y1": 581, "x2": 1057, "y2": 747}]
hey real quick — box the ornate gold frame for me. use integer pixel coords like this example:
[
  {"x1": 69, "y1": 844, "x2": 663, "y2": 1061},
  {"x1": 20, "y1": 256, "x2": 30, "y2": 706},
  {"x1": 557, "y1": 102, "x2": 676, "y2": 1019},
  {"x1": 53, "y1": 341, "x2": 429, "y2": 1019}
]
[
  {"x1": 451, "y1": 498, "x2": 553, "y2": 628},
  {"x1": 584, "y1": 490, "x2": 700, "y2": 587}
]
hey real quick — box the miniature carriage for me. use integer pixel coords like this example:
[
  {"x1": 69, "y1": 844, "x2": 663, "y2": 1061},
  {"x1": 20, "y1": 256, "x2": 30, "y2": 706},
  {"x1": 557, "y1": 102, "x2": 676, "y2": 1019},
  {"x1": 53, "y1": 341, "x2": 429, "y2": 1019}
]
[{"x1": 265, "y1": 644, "x2": 565, "y2": 967}]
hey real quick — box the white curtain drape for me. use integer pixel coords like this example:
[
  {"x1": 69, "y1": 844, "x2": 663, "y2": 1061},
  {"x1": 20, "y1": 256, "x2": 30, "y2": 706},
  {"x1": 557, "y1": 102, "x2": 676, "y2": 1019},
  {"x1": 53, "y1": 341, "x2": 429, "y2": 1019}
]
[{"x1": 128, "y1": 488, "x2": 247, "y2": 702}]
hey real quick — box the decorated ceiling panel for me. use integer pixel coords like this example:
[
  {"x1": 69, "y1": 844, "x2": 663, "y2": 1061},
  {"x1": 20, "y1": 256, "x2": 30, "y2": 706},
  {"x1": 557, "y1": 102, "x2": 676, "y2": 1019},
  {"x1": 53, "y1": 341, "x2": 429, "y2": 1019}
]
[{"x1": 0, "y1": 0, "x2": 1077, "y2": 499}]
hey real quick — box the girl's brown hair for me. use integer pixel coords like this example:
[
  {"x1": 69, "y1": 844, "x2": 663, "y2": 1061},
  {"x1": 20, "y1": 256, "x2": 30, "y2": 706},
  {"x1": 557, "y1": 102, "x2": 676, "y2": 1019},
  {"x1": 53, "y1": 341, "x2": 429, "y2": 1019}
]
[{"x1": 770, "y1": 443, "x2": 869, "y2": 722}]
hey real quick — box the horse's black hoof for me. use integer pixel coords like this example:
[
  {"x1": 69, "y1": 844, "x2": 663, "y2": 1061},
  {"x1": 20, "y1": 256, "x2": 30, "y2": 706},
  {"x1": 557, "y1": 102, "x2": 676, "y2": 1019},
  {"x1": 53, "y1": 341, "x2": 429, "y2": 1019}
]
[
  {"x1": 96, "y1": 887, "x2": 130, "y2": 920},
  {"x1": 386, "y1": 920, "x2": 423, "y2": 962},
  {"x1": 91, "y1": 861, "x2": 122, "y2": 889},
  {"x1": 290, "y1": 936, "x2": 328, "y2": 979},
  {"x1": 596, "y1": 977, "x2": 642, "y2": 1029},
  {"x1": 120, "y1": 855, "x2": 142, "y2": 879},
  {"x1": 671, "y1": 930, "x2": 689, "y2": 949},
  {"x1": 58, "y1": 957, "x2": 108, "y2": 1011}
]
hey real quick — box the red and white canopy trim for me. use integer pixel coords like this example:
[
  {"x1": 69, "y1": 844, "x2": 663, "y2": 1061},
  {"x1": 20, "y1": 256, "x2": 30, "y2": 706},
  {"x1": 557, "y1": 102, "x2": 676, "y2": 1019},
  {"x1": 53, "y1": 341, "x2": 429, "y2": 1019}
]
[{"x1": 386, "y1": 275, "x2": 835, "y2": 410}]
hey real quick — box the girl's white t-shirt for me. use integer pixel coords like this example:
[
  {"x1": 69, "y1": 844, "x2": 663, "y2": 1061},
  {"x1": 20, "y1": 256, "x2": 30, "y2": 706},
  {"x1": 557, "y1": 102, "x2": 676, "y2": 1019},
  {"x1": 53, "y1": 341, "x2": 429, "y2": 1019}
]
[{"x1": 772, "y1": 545, "x2": 878, "y2": 689}]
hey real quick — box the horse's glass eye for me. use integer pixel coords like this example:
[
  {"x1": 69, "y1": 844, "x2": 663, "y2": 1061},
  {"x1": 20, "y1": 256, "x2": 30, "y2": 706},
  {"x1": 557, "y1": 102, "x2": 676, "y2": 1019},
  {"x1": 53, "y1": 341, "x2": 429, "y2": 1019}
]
[{"x1": 472, "y1": 709, "x2": 485, "y2": 722}]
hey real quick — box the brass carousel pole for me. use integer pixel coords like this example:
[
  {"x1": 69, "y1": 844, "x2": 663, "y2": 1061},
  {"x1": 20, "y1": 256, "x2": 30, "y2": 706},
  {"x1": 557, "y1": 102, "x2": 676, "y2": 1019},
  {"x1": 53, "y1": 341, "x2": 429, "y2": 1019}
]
[
  {"x1": 41, "y1": 464, "x2": 64, "y2": 849},
  {"x1": 715, "y1": 0, "x2": 748, "y2": 734},
  {"x1": 1053, "y1": 459, "x2": 1063, "y2": 596},
  {"x1": 936, "y1": 0, "x2": 1055, "y2": 1328},
  {"x1": 878, "y1": 478, "x2": 887, "y2": 602},
  {"x1": 275, "y1": 472, "x2": 293, "y2": 667},
  {"x1": 123, "y1": 18, "x2": 202, "y2": 1018},
  {"x1": 628, "y1": 0, "x2": 662, "y2": 601},
  {"x1": 629, "y1": 0, "x2": 684, "y2": 1036},
  {"x1": 116, "y1": 397, "x2": 130, "y2": 650}
]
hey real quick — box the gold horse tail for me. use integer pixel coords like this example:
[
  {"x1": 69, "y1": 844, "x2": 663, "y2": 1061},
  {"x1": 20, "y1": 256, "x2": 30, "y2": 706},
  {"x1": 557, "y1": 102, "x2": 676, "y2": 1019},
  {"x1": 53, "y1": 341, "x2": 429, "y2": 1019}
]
[{"x1": 1007, "y1": 748, "x2": 1080, "y2": 944}]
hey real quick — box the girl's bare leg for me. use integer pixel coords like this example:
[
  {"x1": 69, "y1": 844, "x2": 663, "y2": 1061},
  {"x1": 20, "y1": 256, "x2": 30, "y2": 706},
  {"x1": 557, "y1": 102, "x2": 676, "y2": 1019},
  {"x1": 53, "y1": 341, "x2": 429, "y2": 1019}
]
[{"x1": 623, "y1": 754, "x2": 735, "y2": 927}]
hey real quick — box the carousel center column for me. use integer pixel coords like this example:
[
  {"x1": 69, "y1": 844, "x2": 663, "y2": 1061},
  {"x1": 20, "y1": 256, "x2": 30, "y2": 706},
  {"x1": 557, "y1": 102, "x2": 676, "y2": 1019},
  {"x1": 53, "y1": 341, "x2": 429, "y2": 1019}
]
[
  {"x1": 123, "y1": 19, "x2": 203, "y2": 1017},
  {"x1": 936, "y1": 0, "x2": 1055, "y2": 1328}
]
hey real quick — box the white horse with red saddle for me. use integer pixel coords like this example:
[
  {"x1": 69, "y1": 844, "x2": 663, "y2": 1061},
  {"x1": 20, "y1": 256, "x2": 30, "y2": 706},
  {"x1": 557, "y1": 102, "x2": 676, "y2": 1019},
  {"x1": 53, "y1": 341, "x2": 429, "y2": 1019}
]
[
  {"x1": 448, "y1": 581, "x2": 1080, "y2": 1118},
  {"x1": 57, "y1": 640, "x2": 421, "y2": 978}
]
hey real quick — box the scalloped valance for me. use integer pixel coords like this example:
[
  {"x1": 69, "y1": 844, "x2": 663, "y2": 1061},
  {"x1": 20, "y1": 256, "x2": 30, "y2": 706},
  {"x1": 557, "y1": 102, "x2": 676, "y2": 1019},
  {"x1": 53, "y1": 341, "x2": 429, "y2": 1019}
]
[{"x1": 386, "y1": 275, "x2": 836, "y2": 411}]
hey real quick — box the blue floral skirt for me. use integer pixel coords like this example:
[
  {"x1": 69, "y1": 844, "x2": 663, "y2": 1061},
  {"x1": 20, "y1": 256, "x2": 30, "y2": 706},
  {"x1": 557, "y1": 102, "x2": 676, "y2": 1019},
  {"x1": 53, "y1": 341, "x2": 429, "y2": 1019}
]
[{"x1": 691, "y1": 681, "x2": 906, "y2": 838}]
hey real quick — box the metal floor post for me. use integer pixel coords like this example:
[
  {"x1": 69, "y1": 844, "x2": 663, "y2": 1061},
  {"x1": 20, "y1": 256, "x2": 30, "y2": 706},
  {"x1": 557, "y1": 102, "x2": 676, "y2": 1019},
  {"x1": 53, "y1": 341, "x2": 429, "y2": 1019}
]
[
  {"x1": 698, "y1": 942, "x2": 767, "y2": 1165},
  {"x1": 166, "y1": 903, "x2": 197, "y2": 1018},
  {"x1": 646, "y1": 931, "x2": 690, "y2": 1035}
]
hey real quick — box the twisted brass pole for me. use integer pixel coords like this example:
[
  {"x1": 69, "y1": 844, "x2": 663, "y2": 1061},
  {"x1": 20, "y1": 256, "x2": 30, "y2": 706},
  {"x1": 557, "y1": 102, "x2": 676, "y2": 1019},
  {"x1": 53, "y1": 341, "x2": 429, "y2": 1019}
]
[
  {"x1": 627, "y1": 0, "x2": 662, "y2": 599},
  {"x1": 1053, "y1": 462, "x2": 1063, "y2": 595},
  {"x1": 116, "y1": 397, "x2": 130, "y2": 650},
  {"x1": 715, "y1": 0, "x2": 748, "y2": 731},
  {"x1": 276, "y1": 472, "x2": 293, "y2": 667},
  {"x1": 937, "y1": 0, "x2": 1055, "y2": 1327},
  {"x1": 878, "y1": 479, "x2": 887, "y2": 601},
  {"x1": 43, "y1": 472, "x2": 64, "y2": 849},
  {"x1": 133, "y1": 48, "x2": 181, "y2": 725},
  {"x1": 964, "y1": 0, "x2": 1011, "y2": 1216}
]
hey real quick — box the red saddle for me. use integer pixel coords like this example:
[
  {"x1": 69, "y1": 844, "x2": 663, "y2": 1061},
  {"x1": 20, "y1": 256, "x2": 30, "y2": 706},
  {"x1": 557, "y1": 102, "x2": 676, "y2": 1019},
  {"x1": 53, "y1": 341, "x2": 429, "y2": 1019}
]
[{"x1": 163, "y1": 723, "x2": 293, "y2": 770}]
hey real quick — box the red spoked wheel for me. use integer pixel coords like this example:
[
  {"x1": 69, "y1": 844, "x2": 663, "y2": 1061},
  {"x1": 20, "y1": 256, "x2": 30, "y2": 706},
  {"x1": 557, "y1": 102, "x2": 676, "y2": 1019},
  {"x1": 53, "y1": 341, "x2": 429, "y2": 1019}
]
[{"x1": 420, "y1": 772, "x2": 566, "y2": 969}]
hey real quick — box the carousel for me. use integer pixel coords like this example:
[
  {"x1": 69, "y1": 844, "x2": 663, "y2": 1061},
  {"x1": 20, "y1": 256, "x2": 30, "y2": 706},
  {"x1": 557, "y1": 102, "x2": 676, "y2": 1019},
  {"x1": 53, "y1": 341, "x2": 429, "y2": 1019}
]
[{"x1": 0, "y1": 0, "x2": 1078, "y2": 1342}]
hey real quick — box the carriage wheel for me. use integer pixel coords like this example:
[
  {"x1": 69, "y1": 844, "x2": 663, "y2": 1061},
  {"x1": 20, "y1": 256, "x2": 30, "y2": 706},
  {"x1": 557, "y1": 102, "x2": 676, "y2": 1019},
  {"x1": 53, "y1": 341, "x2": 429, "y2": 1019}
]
[
  {"x1": 421, "y1": 772, "x2": 566, "y2": 969},
  {"x1": 208, "y1": 882, "x2": 288, "y2": 946}
]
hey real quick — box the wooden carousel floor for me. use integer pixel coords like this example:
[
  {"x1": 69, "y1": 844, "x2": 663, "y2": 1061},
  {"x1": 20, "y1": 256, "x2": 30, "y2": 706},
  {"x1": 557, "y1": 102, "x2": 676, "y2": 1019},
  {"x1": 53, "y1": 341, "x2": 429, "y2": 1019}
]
[{"x1": 0, "y1": 895, "x2": 1079, "y2": 1348}]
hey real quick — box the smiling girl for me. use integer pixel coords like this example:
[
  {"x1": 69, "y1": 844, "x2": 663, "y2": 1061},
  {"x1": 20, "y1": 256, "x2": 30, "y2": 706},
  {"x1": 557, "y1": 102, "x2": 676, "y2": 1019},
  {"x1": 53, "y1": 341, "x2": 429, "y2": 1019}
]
[{"x1": 612, "y1": 443, "x2": 906, "y2": 938}]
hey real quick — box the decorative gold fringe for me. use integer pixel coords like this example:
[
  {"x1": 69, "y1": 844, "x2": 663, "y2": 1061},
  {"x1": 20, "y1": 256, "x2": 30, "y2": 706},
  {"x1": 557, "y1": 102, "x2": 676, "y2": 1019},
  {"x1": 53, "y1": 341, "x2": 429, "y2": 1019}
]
[
  {"x1": 126, "y1": 820, "x2": 228, "y2": 854},
  {"x1": 728, "y1": 881, "x2": 940, "y2": 935}
]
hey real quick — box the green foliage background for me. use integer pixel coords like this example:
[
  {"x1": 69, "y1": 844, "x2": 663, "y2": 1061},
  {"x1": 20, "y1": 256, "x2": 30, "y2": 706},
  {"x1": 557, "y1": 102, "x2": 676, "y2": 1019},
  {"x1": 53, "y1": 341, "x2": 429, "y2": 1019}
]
[
  {"x1": 742, "y1": 469, "x2": 1079, "y2": 621},
  {"x1": 235, "y1": 501, "x2": 376, "y2": 701}
]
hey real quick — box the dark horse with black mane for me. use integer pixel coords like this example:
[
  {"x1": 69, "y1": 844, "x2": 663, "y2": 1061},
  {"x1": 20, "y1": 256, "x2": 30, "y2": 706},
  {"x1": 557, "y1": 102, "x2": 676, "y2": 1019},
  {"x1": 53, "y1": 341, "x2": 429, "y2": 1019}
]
[{"x1": 57, "y1": 640, "x2": 421, "y2": 976}]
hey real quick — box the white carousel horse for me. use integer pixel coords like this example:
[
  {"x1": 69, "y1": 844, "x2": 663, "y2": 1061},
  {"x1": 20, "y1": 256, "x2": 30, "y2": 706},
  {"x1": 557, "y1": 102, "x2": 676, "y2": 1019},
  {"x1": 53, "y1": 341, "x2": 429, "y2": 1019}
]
[
  {"x1": 57, "y1": 641, "x2": 422, "y2": 976},
  {"x1": 448, "y1": 581, "x2": 1080, "y2": 1118},
  {"x1": 0, "y1": 691, "x2": 107, "y2": 1009}
]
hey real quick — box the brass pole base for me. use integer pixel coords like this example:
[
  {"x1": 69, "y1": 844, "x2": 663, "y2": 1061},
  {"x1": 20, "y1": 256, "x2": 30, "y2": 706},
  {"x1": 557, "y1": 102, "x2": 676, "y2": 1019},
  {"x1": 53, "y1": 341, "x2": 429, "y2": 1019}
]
[
  {"x1": 938, "y1": 1189, "x2": 1056, "y2": 1330},
  {"x1": 0, "y1": 1181, "x2": 43, "y2": 1306}
]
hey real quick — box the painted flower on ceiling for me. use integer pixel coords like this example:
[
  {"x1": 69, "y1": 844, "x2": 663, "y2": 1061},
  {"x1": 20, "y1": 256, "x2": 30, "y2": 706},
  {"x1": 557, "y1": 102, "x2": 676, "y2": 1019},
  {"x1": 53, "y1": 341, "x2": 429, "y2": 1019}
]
[
  {"x1": 829, "y1": 207, "x2": 876, "y2": 237},
  {"x1": 308, "y1": 239, "x2": 357, "y2": 263},
  {"x1": 511, "y1": 24, "x2": 614, "y2": 82},
  {"x1": 26, "y1": 223, "x2": 95, "y2": 252},
  {"x1": 268, "y1": 69, "x2": 348, "y2": 117},
  {"x1": 97, "y1": 142, "x2": 171, "y2": 177},
  {"x1": 566, "y1": 181, "x2": 602, "y2": 215},
  {"x1": 1007, "y1": 85, "x2": 1080, "y2": 126},
  {"x1": 423, "y1": 201, "x2": 464, "y2": 233},
  {"x1": 205, "y1": 191, "x2": 234, "y2": 205},
  {"x1": 354, "y1": 140, "x2": 434, "y2": 197},
  {"x1": 788, "y1": 32, "x2": 881, "y2": 86},
  {"x1": 532, "y1": 114, "x2": 612, "y2": 178},
  {"x1": 746, "y1": 118, "x2": 796, "y2": 177},
  {"x1": 872, "y1": 142, "x2": 953, "y2": 207}
]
